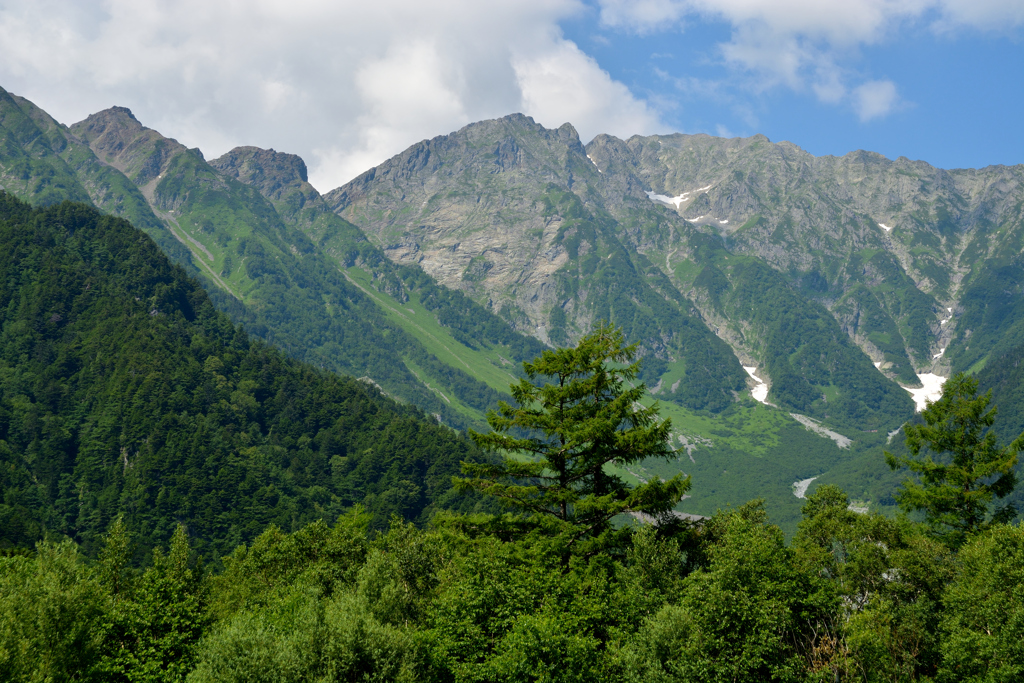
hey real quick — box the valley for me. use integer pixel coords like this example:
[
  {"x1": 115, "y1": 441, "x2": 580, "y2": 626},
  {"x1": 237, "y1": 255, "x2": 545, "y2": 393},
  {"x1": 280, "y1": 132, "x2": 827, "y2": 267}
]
[{"x1": 3, "y1": 85, "x2": 1024, "y2": 533}]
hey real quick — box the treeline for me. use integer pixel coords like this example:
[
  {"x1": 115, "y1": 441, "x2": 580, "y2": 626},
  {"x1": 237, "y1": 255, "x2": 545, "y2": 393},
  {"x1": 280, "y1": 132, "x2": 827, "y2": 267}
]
[
  {"x1": 387, "y1": 263, "x2": 549, "y2": 363},
  {"x1": 0, "y1": 194, "x2": 493, "y2": 559},
  {"x1": 3, "y1": 488, "x2": 1021, "y2": 682}
]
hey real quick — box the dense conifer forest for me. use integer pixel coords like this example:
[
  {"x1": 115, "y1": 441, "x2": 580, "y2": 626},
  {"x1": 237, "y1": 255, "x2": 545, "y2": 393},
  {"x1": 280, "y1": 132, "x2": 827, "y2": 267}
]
[{"x1": 0, "y1": 195, "x2": 493, "y2": 559}]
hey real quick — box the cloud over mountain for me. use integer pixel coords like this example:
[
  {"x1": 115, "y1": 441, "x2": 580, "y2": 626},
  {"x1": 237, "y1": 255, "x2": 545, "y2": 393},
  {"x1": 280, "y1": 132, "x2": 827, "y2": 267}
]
[{"x1": 0, "y1": 0, "x2": 664, "y2": 190}]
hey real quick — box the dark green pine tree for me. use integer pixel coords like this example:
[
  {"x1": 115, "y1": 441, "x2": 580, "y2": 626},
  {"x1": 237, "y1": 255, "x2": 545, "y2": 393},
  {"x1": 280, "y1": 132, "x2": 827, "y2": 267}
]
[
  {"x1": 455, "y1": 323, "x2": 690, "y2": 557},
  {"x1": 886, "y1": 372, "x2": 1022, "y2": 547}
]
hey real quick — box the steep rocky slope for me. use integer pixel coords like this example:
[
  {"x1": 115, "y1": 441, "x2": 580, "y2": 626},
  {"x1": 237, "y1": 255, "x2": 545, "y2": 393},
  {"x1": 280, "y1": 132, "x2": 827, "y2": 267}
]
[{"x1": 326, "y1": 115, "x2": 926, "y2": 429}]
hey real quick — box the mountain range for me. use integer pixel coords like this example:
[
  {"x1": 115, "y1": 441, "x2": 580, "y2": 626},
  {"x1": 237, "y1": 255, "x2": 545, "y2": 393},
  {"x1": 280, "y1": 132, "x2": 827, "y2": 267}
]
[{"x1": 3, "y1": 84, "x2": 1023, "y2": 531}]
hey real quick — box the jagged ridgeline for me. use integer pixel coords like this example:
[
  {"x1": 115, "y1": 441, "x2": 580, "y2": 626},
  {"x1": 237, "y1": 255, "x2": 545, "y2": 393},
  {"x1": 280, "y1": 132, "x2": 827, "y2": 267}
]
[
  {"x1": 0, "y1": 86, "x2": 549, "y2": 429},
  {"x1": 0, "y1": 194, "x2": 494, "y2": 558},
  {"x1": 7, "y1": 85, "x2": 1024, "y2": 523}
]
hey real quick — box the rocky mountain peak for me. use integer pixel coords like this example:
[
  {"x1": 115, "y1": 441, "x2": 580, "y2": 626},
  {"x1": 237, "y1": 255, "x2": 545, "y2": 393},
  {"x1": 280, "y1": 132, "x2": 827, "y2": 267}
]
[
  {"x1": 210, "y1": 146, "x2": 309, "y2": 201},
  {"x1": 70, "y1": 107, "x2": 185, "y2": 186}
]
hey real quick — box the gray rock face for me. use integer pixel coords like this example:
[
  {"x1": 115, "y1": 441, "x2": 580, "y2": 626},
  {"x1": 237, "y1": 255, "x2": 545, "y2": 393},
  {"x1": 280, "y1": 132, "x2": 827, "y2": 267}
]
[
  {"x1": 325, "y1": 114, "x2": 600, "y2": 332},
  {"x1": 210, "y1": 146, "x2": 309, "y2": 202},
  {"x1": 324, "y1": 114, "x2": 1024, "y2": 428}
]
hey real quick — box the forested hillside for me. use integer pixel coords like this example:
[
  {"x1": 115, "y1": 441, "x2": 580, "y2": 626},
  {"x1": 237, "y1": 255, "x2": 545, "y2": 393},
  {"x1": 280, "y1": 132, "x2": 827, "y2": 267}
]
[
  {"x1": 0, "y1": 194, "x2": 492, "y2": 559},
  {"x1": 3, "y1": 470, "x2": 1021, "y2": 681}
]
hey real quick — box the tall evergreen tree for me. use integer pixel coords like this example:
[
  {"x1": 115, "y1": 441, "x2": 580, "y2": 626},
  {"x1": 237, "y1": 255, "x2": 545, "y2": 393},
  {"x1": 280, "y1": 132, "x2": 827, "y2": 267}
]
[
  {"x1": 886, "y1": 372, "x2": 1022, "y2": 547},
  {"x1": 455, "y1": 323, "x2": 690, "y2": 556}
]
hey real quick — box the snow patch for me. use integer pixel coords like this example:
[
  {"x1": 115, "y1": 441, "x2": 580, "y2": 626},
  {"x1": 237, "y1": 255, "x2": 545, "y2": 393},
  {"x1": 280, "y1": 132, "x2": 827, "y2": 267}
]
[
  {"x1": 947, "y1": 307, "x2": 953, "y2": 313},
  {"x1": 793, "y1": 477, "x2": 818, "y2": 499},
  {"x1": 879, "y1": 223, "x2": 893, "y2": 232},
  {"x1": 646, "y1": 184, "x2": 712, "y2": 211},
  {"x1": 789, "y1": 414, "x2": 853, "y2": 449},
  {"x1": 902, "y1": 373, "x2": 946, "y2": 412},
  {"x1": 645, "y1": 190, "x2": 689, "y2": 210},
  {"x1": 719, "y1": 219, "x2": 729, "y2": 224},
  {"x1": 743, "y1": 366, "x2": 769, "y2": 403},
  {"x1": 932, "y1": 348, "x2": 946, "y2": 360},
  {"x1": 873, "y1": 361, "x2": 882, "y2": 369},
  {"x1": 586, "y1": 154, "x2": 602, "y2": 172}
]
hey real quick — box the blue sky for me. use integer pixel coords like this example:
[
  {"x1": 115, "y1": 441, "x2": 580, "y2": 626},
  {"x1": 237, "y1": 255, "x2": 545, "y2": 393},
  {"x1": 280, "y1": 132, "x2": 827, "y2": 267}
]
[
  {"x1": 561, "y1": 1, "x2": 1024, "y2": 169},
  {"x1": 0, "y1": 0, "x2": 1021, "y2": 188}
]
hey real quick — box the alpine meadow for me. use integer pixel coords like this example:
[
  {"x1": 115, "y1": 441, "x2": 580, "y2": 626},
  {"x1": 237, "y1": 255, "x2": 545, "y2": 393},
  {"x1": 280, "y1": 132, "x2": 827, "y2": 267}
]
[{"x1": 2, "y1": 31, "x2": 1024, "y2": 681}]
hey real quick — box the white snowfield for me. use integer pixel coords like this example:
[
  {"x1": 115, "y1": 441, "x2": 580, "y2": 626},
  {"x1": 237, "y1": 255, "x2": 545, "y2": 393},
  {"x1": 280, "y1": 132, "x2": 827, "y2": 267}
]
[
  {"x1": 933, "y1": 347, "x2": 946, "y2": 360},
  {"x1": 586, "y1": 154, "x2": 602, "y2": 172},
  {"x1": 743, "y1": 366, "x2": 769, "y2": 403},
  {"x1": 903, "y1": 373, "x2": 947, "y2": 412},
  {"x1": 879, "y1": 223, "x2": 893, "y2": 232}
]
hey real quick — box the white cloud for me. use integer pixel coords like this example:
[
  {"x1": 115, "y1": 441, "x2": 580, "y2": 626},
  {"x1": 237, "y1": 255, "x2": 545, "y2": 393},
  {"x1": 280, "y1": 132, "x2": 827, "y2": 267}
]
[
  {"x1": 0, "y1": 0, "x2": 666, "y2": 190},
  {"x1": 597, "y1": 0, "x2": 1022, "y2": 117},
  {"x1": 513, "y1": 41, "x2": 663, "y2": 142},
  {"x1": 853, "y1": 79, "x2": 900, "y2": 120}
]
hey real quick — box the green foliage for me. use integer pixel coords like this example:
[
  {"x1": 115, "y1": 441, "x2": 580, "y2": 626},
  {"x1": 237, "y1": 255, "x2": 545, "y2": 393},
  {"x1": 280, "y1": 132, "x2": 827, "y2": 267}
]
[
  {"x1": 0, "y1": 541, "x2": 108, "y2": 682},
  {"x1": 1, "y1": 491, "x2": 1020, "y2": 683},
  {"x1": 458, "y1": 324, "x2": 689, "y2": 556},
  {"x1": 622, "y1": 503, "x2": 835, "y2": 683},
  {"x1": 189, "y1": 589, "x2": 424, "y2": 683},
  {"x1": 795, "y1": 485, "x2": 953, "y2": 680},
  {"x1": 97, "y1": 525, "x2": 207, "y2": 683},
  {"x1": 939, "y1": 523, "x2": 1024, "y2": 682},
  {"x1": 975, "y1": 340, "x2": 1024, "y2": 518},
  {"x1": 886, "y1": 373, "x2": 1022, "y2": 546},
  {"x1": 206, "y1": 507, "x2": 372, "y2": 622}
]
